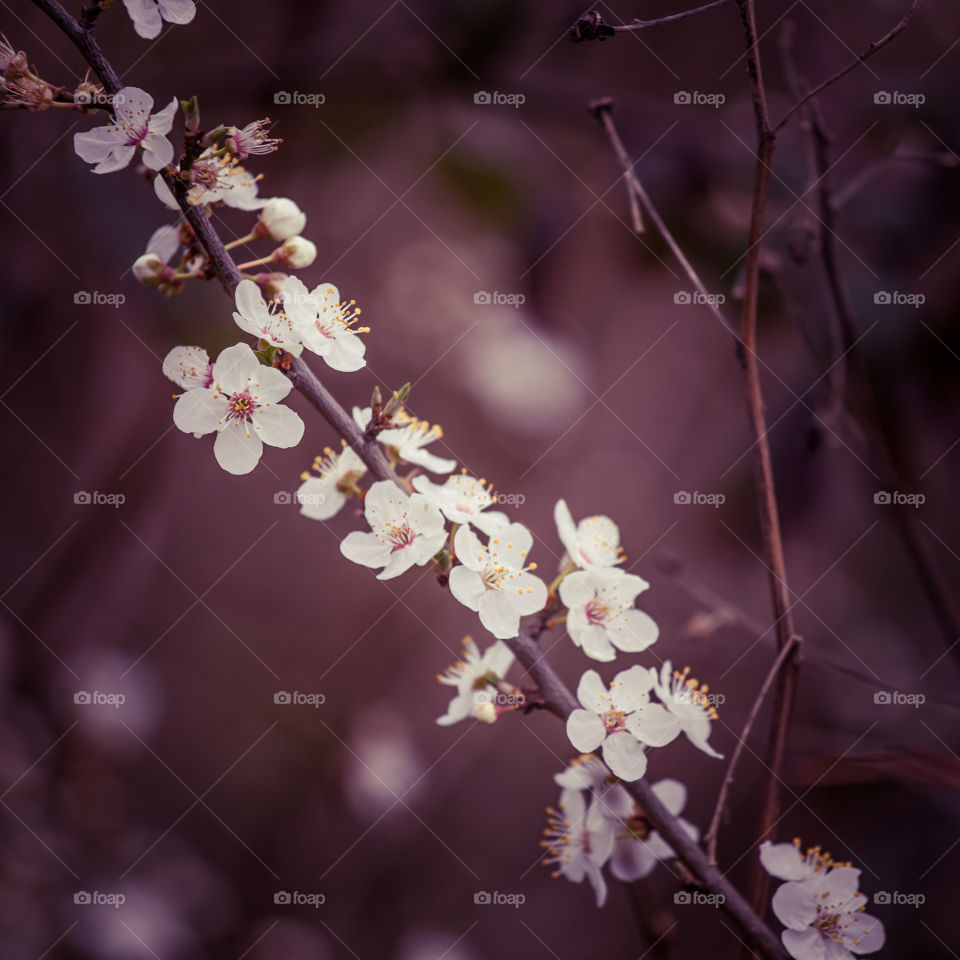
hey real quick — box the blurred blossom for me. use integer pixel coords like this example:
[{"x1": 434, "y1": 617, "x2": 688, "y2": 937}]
[
  {"x1": 344, "y1": 709, "x2": 426, "y2": 821},
  {"x1": 395, "y1": 928, "x2": 482, "y2": 960}
]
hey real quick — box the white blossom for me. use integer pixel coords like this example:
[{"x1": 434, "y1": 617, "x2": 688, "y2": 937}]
[
  {"x1": 74, "y1": 86, "x2": 176, "y2": 174},
  {"x1": 554, "y1": 499, "x2": 624, "y2": 569},
  {"x1": 275, "y1": 235, "x2": 316, "y2": 269},
  {"x1": 283, "y1": 277, "x2": 367, "y2": 372},
  {"x1": 296, "y1": 444, "x2": 366, "y2": 521},
  {"x1": 122, "y1": 0, "x2": 196, "y2": 39},
  {"x1": 354, "y1": 406, "x2": 456, "y2": 474},
  {"x1": 258, "y1": 197, "x2": 306, "y2": 240},
  {"x1": 435, "y1": 636, "x2": 515, "y2": 726},
  {"x1": 566, "y1": 666, "x2": 679, "y2": 781},
  {"x1": 171, "y1": 342, "x2": 304, "y2": 475},
  {"x1": 340, "y1": 480, "x2": 446, "y2": 580},
  {"x1": 653, "y1": 660, "x2": 723, "y2": 759},
  {"x1": 232, "y1": 278, "x2": 303, "y2": 356},
  {"x1": 162, "y1": 345, "x2": 212, "y2": 391},
  {"x1": 411, "y1": 472, "x2": 508, "y2": 536},
  {"x1": 449, "y1": 524, "x2": 548, "y2": 639},
  {"x1": 559, "y1": 567, "x2": 659, "y2": 661}
]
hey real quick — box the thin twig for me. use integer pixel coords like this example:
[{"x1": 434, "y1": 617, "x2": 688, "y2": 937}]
[
  {"x1": 614, "y1": 0, "x2": 734, "y2": 31},
  {"x1": 733, "y1": 0, "x2": 803, "y2": 934},
  {"x1": 704, "y1": 635, "x2": 800, "y2": 866},
  {"x1": 773, "y1": 0, "x2": 923, "y2": 135},
  {"x1": 590, "y1": 100, "x2": 738, "y2": 339},
  {"x1": 589, "y1": 98, "x2": 643, "y2": 233}
]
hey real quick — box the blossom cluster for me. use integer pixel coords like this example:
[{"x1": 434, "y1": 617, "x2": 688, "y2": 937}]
[{"x1": 760, "y1": 841, "x2": 885, "y2": 960}]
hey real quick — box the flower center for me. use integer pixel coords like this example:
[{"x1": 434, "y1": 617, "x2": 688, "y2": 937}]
[
  {"x1": 226, "y1": 391, "x2": 257, "y2": 423},
  {"x1": 585, "y1": 595, "x2": 610, "y2": 625},
  {"x1": 386, "y1": 523, "x2": 416, "y2": 551},
  {"x1": 601, "y1": 708, "x2": 626, "y2": 733}
]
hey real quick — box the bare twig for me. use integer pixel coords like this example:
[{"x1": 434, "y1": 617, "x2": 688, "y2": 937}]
[
  {"x1": 773, "y1": 0, "x2": 923, "y2": 135},
  {"x1": 733, "y1": 0, "x2": 803, "y2": 932},
  {"x1": 615, "y1": 0, "x2": 734, "y2": 31},
  {"x1": 590, "y1": 100, "x2": 738, "y2": 339},
  {"x1": 704, "y1": 635, "x2": 800, "y2": 866},
  {"x1": 589, "y1": 98, "x2": 643, "y2": 233}
]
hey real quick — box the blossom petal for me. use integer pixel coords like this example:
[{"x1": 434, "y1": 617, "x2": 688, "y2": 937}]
[
  {"x1": 576, "y1": 669, "x2": 608, "y2": 712},
  {"x1": 566, "y1": 709, "x2": 605, "y2": 753},
  {"x1": 609, "y1": 609, "x2": 659, "y2": 652},
  {"x1": 254, "y1": 404, "x2": 303, "y2": 449},
  {"x1": 611, "y1": 838, "x2": 656, "y2": 882},
  {"x1": 448, "y1": 566, "x2": 483, "y2": 612},
  {"x1": 452, "y1": 525, "x2": 485, "y2": 573},
  {"x1": 781, "y1": 927, "x2": 826, "y2": 960},
  {"x1": 340, "y1": 531, "x2": 390, "y2": 569},
  {"x1": 141, "y1": 131, "x2": 173, "y2": 171},
  {"x1": 601, "y1": 732, "x2": 647, "y2": 782},
  {"x1": 759, "y1": 841, "x2": 809, "y2": 882},
  {"x1": 213, "y1": 342, "x2": 260, "y2": 393},
  {"x1": 213, "y1": 422, "x2": 262, "y2": 475},
  {"x1": 477, "y1": 590, "x2": 522, "y2": 639},
  {"x1": 772, "y1": 882, "x2": 820, "y2": 932},
  {"x1": 172, "y1": 388, "x2": 221, "y2": 436},
  {"x1": 158, "y1": 0, "x2": 196, "y2": 26}
]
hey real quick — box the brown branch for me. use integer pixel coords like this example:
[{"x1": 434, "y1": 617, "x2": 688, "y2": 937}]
[
  {"x1": 704, "y1": 635, "x2": 800, "y2": 866},
  {"x1": 733, "y1": 0, "x2": 803, "y2": 934},
  {"x1": 773, "y1": 0, "x2": 923, "y2": 135}
]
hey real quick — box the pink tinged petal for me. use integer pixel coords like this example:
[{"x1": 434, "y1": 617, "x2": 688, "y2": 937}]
[
  {"x1": 772, "y1": 882, "x2": 820, "y2": 931},
  {"x1": 147, "y1": 97, "x2": 179, "y2": 135},
  {"x1": 844, "y1": 913, "x2": 884, "y2": 954},
  {"x1": 609, "y1": 609, "x2": 659, "y2": 652},
  {"x1": 627, "y1": 703, "x2": 680, "y2": 747},
  {"x1": 340, "y1": 531, "x2": 390, "y2": 569},
  {"x1": 611, "y1": 838, "x2": 656, "y2": 882},
  {"x1": 213, "y1": 342, "x2": 260, "y2": 393},
  {"x1": 576, "y1": 669, "x2": 608, "y2": 711},
  {"x1": 781, "y1": 928, "x2": 827, "y2": 960},
  {"x1": 448, "y1": 566, "x2": 483, "y2": 612},
  {"x1": 172, "y1": 388, "x2": 222, "y2": 436},
  {"x1": 122, "y1": 0, "x2": 162, "y2": 37},
  {"x1": 408, "y1": 449, "x2": 456, "y2": 474},
  {"x1": 158, "y1": 0, "x2": 196, "y2": 23},
  {"x1": 566, "y1": 709, "x2": 605, "y2": 753},
  {"x1": 92, "y1": 145, "x2": 137, "y2": 174},
  {"x1": 585, "y1": 860, "x2": 608, "y2": 908},
  {"x1": 452, "y1": 525, "x2": 485, "y2": 574},
  {"x1": 253, "y1": 404, "x2": 303, "y2": 449},
  {"x1": 214, "y1": 422, "x2": 262, "y2": 475},
  {"x1": 554, "y1": 498, "x2": 579, "y2": 560},
  {"x1": 162, "y1": 345, "x2": 209, "y2": 389},
  {"x1": 760, "y1": 841, "x2": 810, "y2": 882},
  {"x1": 651, "y1": 778, "x2": 686, "y2": 816},
  {"x1": 585, "y1": 802, "x2": 615, "y2": 865},
  {"x1": 148, "y1": 224, "x2": 180, "y2": 263},
  {"x1": 815, "y1": 867, "x2": 860, "y2": 903},
  {"x1": 297, "y1": 478, "x2": 343, "y2": 521},
  {"x1": 476, "y1": 591, "x2": 520, "y2": 639},
  {"x1": 154, "y1": 173, "x2": 178, "y2": 209},
  {"x1": 116, "y1": 86, "x2": 154, "y2": 120},
  {"x1": 74, "y1": 127, "x2": 124, "y2": 163},
  {"x1": 140, "y1": 132, "x2": 173, "y2": 171},
  {"x1": 574, "y1": 624, "x2": 617, "y2": 662},
  {"x1": 602, "y1": 732, "x2": 648, "y2": 782}
]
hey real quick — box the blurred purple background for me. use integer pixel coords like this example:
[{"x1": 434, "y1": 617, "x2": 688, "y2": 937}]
[{"x1": 2, "y1": 0, "x2": 960, "y2": 957}]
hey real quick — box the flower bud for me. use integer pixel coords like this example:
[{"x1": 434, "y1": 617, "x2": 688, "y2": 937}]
[
  {"x1": 474, "y1": 702, "x2": 498, "y2": 725},
  {"x1": 133, "y1": 253, "x2": 167, "y2": 284},
  {"x1": 257, "y1": 197, "x2": 306, "y2": 241},
  {"x1": 275, "y1": 235, "x2": 316, "y2": 269}
]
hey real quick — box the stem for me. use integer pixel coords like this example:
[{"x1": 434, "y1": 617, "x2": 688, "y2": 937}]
[
  {"x1": 773, "y1": 0, "x2": 922, "y2": 135},
  {"x1": 733, "y1": 0, "x2": 802, "y2": 931},
  {"x1": 704, "y1": 635, "x2": 800, "y2": 866},
  {"x1": 614, "y1": 0, "x2": 734, "y2": 31}
]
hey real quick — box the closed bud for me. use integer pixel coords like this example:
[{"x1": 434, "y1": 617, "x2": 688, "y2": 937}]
[
  {"x1": 132, "y1": 253, "x2": 167, "y2": 284},
  {"x1": 257, "y1": 197, "x2": 306, "y2": 241},
  {"x1": 254, "y1": 271, "x2": 289, "y2": 299},
  {"x1": 275, "y1": 235, "x2": 316, "y2": 269}
]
